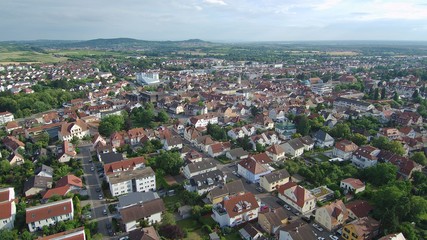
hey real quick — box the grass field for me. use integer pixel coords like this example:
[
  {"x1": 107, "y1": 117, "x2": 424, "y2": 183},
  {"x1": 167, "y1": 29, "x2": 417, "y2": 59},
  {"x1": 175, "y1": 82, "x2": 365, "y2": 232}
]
[{"x1": 0, "y1": 50, "x2": 67, "y2": 63}]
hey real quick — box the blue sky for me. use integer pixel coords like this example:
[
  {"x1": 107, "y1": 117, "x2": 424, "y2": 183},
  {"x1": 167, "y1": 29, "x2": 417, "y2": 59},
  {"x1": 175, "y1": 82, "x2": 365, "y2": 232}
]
[{"x1": 1, "y1": 0, "x2": 427, "y2": 41}]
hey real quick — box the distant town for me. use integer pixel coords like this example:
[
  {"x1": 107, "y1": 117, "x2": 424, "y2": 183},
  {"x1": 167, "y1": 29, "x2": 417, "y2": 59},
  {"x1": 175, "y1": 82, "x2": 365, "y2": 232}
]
[{"x1": 0, "y1": 39, "x2": 426, "y2": 240}]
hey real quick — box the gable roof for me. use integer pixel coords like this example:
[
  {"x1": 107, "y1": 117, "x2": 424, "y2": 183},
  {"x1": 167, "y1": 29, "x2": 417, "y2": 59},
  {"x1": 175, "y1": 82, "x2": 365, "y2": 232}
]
[
  {"x1": 341, "y1": 178, "x2": 365, "y2": 190},
  {"x1": 313, "y1": 130, "x2": 334, "y2": 142},
  {"x1": 335, "y1": 140, "x2": 359, "y2": 152},
  {"x1": 238, "y1": 158, "x2": 269, "y2": 175},
  {"x1": 120, "y1": 198, "x2": 165, "y2": 223},
  {"x1": 345, "y1": 200, "x2": 373, "y2": 218},
  {"x1": 37, "y1": 227, "x2": 86, "y2": 240},
  {"x1": 56, "y1": 175, "x2": 83, "y2": 188},
  {"x1": 278, "y1": 182, "x2": 315, "y2": 208},
  {"x1": 26, "y1": 198, "x2": 73, "y2": 223},
  {"x1": 261, "y1": 169, "x2": 290, "y2": 184},
  {"x1": 104, "y1": 156, "x2": 145, "y2": 175},
  {"x1": 223, "y1": 192, "x2": 259, "y2": 218}
]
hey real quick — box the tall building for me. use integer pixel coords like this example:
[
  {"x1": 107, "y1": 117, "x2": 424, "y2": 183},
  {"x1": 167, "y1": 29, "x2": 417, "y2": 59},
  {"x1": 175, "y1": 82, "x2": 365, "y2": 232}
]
[{"x1": 136, "y1": 72, "x2": 160, "y2": 85}]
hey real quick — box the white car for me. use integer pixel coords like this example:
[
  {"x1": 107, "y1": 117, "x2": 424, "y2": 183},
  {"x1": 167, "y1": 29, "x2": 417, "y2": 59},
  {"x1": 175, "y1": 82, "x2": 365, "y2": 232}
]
[
  {"x1": 329, "y1": 235, "x2": 339, "y2": 240},
  {"x1": 318, "y1": 237, "x2": 325, "y2": 240},
  {"x1": 314, "y1": 225, "x2": 324, "y2": 232},
  {"x1": 98, "y1": 194, "x2": 103, "y2": 200}
]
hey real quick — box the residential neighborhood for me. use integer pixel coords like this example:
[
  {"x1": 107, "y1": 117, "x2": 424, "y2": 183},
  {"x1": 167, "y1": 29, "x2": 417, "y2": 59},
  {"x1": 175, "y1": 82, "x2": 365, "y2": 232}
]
[{"x1": 1, "y1": 41, "x2": 426, "y2": 240}]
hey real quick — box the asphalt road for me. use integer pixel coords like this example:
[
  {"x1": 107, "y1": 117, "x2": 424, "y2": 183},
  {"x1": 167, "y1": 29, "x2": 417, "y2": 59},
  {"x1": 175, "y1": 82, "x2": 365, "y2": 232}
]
[{"x1": 80, "y1": 146, "x2": 113, "y2": 239}]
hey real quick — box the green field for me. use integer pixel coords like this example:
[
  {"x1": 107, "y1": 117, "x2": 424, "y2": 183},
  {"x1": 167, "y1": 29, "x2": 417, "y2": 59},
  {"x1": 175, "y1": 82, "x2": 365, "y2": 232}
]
[{"x1": 0, "y1": 49, "x2": 67, "y2": 63}]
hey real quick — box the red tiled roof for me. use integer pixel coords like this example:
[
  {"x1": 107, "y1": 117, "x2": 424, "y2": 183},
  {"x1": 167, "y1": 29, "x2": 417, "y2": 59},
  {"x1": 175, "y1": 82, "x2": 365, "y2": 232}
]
[
  {"x1": 334, "y1": 140, "x2": 358, "y2": 152},
  {"x1": 56, "y1": 175, "x2": 83, "y2": 188},
  {"x1": 223, "y1": 192, "x2": 259, "y2": 218},
  {"x1": 0, "y1": 188, "x2": 11, "y2": 202},
  {"x1": 278, "y1": 182, "x2": 315, "y2": 208},
  {"x1": 238, "y1": 158, "x2": 269, "y2": 175},
  {"x1": 341, "y1": 178, "x2": 365, "y2": 190},
  {"x1": 104, "y1": 156, "x2": 145, "y2": 175},
  {"x1": 38, "y1": 227, "x2": 85, "y2": 240},
  {"x1": 26, "y1": 199, "x2": 73, "y2": 223},
  {"x1": 0, "y1": 201, "x2": 12, "y2": 219},
  {"x1": 42, "y1": 185, "x2": 70, "y2": 199},
  {"x1": 345, "y1": 200, "x2": 373, "y2": 218}
]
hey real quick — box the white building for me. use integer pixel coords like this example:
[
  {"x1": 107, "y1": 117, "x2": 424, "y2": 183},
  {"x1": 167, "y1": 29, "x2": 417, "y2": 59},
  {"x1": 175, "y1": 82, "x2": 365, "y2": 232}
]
[
  {"x1": 212, "y1": 192, "x2": 260, "y2": 227},
  {"x1": 26, "y1": 198, "x2": 74, "y2": 232},
  {"x1": 107, "y1": 167, "x2": 156, "y2": 197},
  {"x1": 58, "y1": 119, "x2": 90, "y2": 141},
  {"x1": 278, "y1": 182, "x2": 316, "y2": 214},
  {"x1": 0, "y1": 188, "x2": 16, "y2": 230},
  {"x1": 136, "y1": 72, "x2": 160, "y2": 85},
  {"x1": 182, "y1": 159, "x2": 217, "y2": 179},
  {"x1": 0, "y1": 112, "x2": 14, "y2": 125},
  {"x1": 188, "y1": 114, "x2": 219, "y2": 128}
]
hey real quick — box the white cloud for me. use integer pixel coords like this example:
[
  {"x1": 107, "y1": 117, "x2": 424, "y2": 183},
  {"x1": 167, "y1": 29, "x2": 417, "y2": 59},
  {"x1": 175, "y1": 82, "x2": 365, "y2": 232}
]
[{"x1": 204, "y1": 0, "x2": 227, "y2": 6}]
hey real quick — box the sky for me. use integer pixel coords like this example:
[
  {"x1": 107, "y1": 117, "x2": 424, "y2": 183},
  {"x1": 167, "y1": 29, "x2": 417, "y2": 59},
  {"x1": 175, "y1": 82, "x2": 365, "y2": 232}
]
[{"x1": 1, "y1": 0, "x2": 427, "y2": 41}]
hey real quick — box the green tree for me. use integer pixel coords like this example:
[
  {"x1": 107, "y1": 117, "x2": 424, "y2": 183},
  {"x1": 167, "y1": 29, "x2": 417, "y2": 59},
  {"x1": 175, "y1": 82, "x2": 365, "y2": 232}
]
[
  {"x1": 150, "y1": 151, "x2": 183, "y2": 176},
  {"x1": 398, "y1": 222, "x2": 417, "y2": 240},
  {"x1": 207, "y1": 123, "x2": 227, "y2": 141},
  {"x1": 156, "y1": 110, "x2": 169, "y2": 123},
  {"x1": 410, "y1": 152, "x2": 427, "y2": 166},
  {"x1": 360, "y1": 163, "x2": 398, "y2": 187},
  {"x1": 371, "y1": 136, "x2": 405, "y2": 156},
  {"x1": 381, "y1": 87, "x2": 386, "y2": 100},
  {"x1": 294, "y1": 115, "x2": 311, "y2": 136},
  {"x1": 393, "y1": 91, "x2": 400, "y2": 102},
  {"x1": 0, "y1": 229, "x2": 18, "y2": 240},
  {"x1": 412, "y1": 89, "x2": 420, "y2": 99},
  {"x1": 329, "y1": 123, "x2": 351, "y2": 139},
  {"x1": 250, "y1": 106, "x2": 261, "y2": 117},
  {"x1": 350, "y1": 133, "x2": 367, "y2": 146},
  {"x1": 161, "y1": 212, "x2": 176, "y2": 226},
  {"x1": 98, "y1": 114, "x2": 125, "y2": 137},
  {"x1": 374, "y1": 88, "x2": 380, "y2": 100}
]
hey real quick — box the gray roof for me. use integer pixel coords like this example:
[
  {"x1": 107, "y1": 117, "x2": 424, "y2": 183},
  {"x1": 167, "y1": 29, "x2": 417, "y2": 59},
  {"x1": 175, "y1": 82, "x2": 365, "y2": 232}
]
[
  {"x1": 118, "y1": 191, "x2": 159, "y2": 209},
  {"x1": 24, "y1": 175, "x2": 52, "y2": 193},
  {"x1": 335, "y1": 97, "x2": 372, "y2": 107},
  {"x1": 99, "y1": 152, "x2": 124, "y2": 164},
  {"x1": 284, "y1": 138, "x2": 304, "y2": 150},
  {"x1": 299, "y1": 136, "x2": 314, "y2": 146},
  {"x1": 189, "y1": 169, "x2": 225, "y2": 190},
  {"x1": 261, "y1": 169, "x2": 290, "y2": 184},
  {"x1": 209, "y1": 179, "x2": 245, "y2": 199},
  {"x1": 108, "y1": 167, "x2": 155, "y2": 185},
  {"x1": 186, "y1": 159, "x2": 217, "y2": 174},
  {"x1": 278, "y1": 220, "x2": 316, "y2": 240},
  {"x1": 35, "y1": 164, "x2": 53, "y2": 176},
  {"x1": 313, "y1": 130, "x2": 334, "y2": 142},
  {"x1": 227, "y1": 148, "x2": 249, "y2": 158}
]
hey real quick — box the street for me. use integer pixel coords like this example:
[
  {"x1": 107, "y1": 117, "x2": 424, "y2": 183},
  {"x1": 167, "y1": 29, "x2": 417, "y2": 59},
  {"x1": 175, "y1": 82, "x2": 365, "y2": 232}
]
[{"x1": 80, "y1": 146, "x2": 113, "y2": 239}]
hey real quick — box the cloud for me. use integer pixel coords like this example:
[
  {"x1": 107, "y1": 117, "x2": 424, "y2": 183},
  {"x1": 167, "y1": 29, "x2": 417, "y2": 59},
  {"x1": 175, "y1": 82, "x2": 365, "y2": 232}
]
[{"x1": 203, "y1": 0, "x2": 227, "y2": 6}]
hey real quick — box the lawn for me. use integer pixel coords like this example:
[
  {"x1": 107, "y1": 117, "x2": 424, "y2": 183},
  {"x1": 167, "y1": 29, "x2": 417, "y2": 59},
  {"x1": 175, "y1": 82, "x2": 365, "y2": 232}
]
[
  {"x1": 0, "y1": 50, "x2": 67, "y2": 63},
  {"x1": 177, "y1": 217, "x2": 219, "y2": 240},
  {"x1": 163, "y1": 195, "x2": 182, "y2": 211}
]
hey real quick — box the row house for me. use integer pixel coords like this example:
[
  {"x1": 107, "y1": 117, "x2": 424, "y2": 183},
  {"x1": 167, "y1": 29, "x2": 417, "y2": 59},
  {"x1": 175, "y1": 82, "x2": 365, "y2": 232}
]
[
  {"x1": 227, "y1": 125, "x2": 256, "y2": 140},
  {"x1": 26, "y1": 198, "x2": 74, "y2": 232},
  {"x1": 378, "y1": 151, "x2": 422, "y2": 179},
  {"x1": 107, "y1": 167, "x2": 156, "y2": 197},
  {"x1": 0, "y1": 188, "x2": 16, "y2": 230},
  {"x1": 182, "y1": 159, "x2": 217, "y2": 179},
  {"x1": 226, "y1": 148, "x2": 249, "y2": 161},
  {"x1": 392, "y1": 111, "x2": 423, "y2": 126},
  {"x1": 207, "y1": 180, "x2": 246, "y2": 204},
  {"x1": 212, "y1": 192, "x2": 260, "y2": 227},
  {"x1": 334, "y1": 97, "x2": 375, "y2": 112},
  {"x1": 188, "y1": 113, "x2": 219, "y2": 128},
  {"x1": 185, "y1": 169, "x2": 225, "y2": 195},
  {"x1": 38, "y1": 227, "x2": 86, "y2": 240}
]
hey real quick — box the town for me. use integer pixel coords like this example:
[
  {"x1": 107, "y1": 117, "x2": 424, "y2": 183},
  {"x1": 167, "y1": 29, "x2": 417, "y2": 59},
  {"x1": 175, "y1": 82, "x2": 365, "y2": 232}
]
[{"x1": 0, "y1": 40, "x2": 426, "y2": 240}]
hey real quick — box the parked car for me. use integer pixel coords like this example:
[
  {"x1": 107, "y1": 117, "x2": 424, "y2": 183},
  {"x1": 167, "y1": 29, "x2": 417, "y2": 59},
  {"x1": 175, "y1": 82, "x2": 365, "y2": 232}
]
[
  {"x1": 302, "y1": 215, "x2": 311, "y2": 223},
  {"x1": 292, "y1": 210, "x2": 300, "y2": 216},
  {"x1": 256, "y1": 187, "x2": 264, "y2": 192},
  {"x1": 284, "y1": 204, "x2": 291, "y2": 210},
  {"x1": 98, "y1": 194, "x2": 103, "y2": 200},
  {"x1": 318, "y1": 237, "x2": 325, "y2": 240},
  {"x1": 103, "y1": 209, "x2": 107, "y2": 215},
  {"x1": 329, "y1": 235, "x2": 339, "y2": 240},
  {"x1": 90, "y1": 167, "x2": 94, "y2": 172},
  {"x1": 313, "y1": 224, "x2": 324, "y2": 232}
]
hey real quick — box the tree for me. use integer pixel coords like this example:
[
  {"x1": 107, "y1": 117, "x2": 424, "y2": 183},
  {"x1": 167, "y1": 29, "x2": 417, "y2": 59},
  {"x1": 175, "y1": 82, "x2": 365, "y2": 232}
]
[
  {"x1": 0, "y1": 229, "x2": 18, "y2": 240},
  {"x1": 410, "y1": 152, "x2": 427, "y2": 166},
  {"x1": 350, "y1": 133, "x2": 367, "y2": 146},
  {"x1": 412, "y1": 89, "x2": 420, "y2": 99},
  {"x1": 207, "y1": 123, "x2": 227, "y2": 141},
  {"x1": 398, "y1": 222, "x2": 417, "y2": 240},
  {"x1": 393, "y1": 91, "x2": 400, "y2": 102},
  {"x1": 159, "y1": 224, "x2": 185, "y2": 240},
  {"x1": 250, "y1": 106, "x2": 261, "y2": 117},
  {"x1": 360, "y1": 163, "x2": 398, "y2": 187},
  {"x1": 329, "y1": 123, "x2": 351, "y2": 139},
  {"x1": 381, "y1": 87, "x2": 386, "y2": 100},
  {"x1": 98, "y1": 114, "x2": 125, "y2": 137},
  {"x1": 292, "y1": 133, "x2": 302, "y2": 139},
  {"x1": 294, "y1": 115, "x2": 311, "y2": 136},
  {"x1": 161, "y1": 212, "x2": 176, "y2": 226},
  {"x1": 374, "y1": 88, "x2": 380, "y2": 100},
  {"x1": 150, "y1": 151, "x2": 183, "y2": 175},
  {"x1": 371, "y1": 136, "x2": 405, "y2": 156},
  {"x1": 256, "y1": 143, "x2": 265, "y2": 152},
  {"x1": 156, "y1": 110, "x2": 169, "y2": 123}
]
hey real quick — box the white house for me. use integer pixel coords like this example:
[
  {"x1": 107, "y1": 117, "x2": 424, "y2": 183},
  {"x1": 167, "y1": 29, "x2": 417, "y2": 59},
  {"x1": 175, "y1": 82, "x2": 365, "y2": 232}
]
[
  {"x1": 281, "y1": 139, "x2": 304, "y2": 158},
  {"x1": 351, "y1": 146, "x2": 380, "y2": 168},
  {"x1": 0, "y1": 188, "x2": 16, "y2": 230},
  {"x1": 182, "y1": 159, "x2": 217, "y2": 179},
  {"x1": 26, "y1": 198, "x2": 74, "y2": 232},
  {"x1": 0, "y1": 111, "x2": 14, "y2": 125},
  {"x1": 120, "y1": 198, "x2": 165, "y2": 232},
  {"x1": 278, "y1": 182, "x2": 316, "y2": 214},
  {"x1": 340, "y1": 178, "x2": 366, "y2": 194},
  {"x1": 58, "y1": 119, "x2": 90, "y2": 141},
  {"x1": 188, "y1": 114, "x2": 219, "y2": 128},
  {"x1": 237, "y1": 158, "x2": 271, "y2": 183},
  {"x1": 107, "y1": 167, "x2": 156, "y2": 197},
  {"x1": 333, "y1": 140, "x2": 359, "y2": 160},
  {"x1": 212, "y1": 192, "x2": 260, "y2": 227}
]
